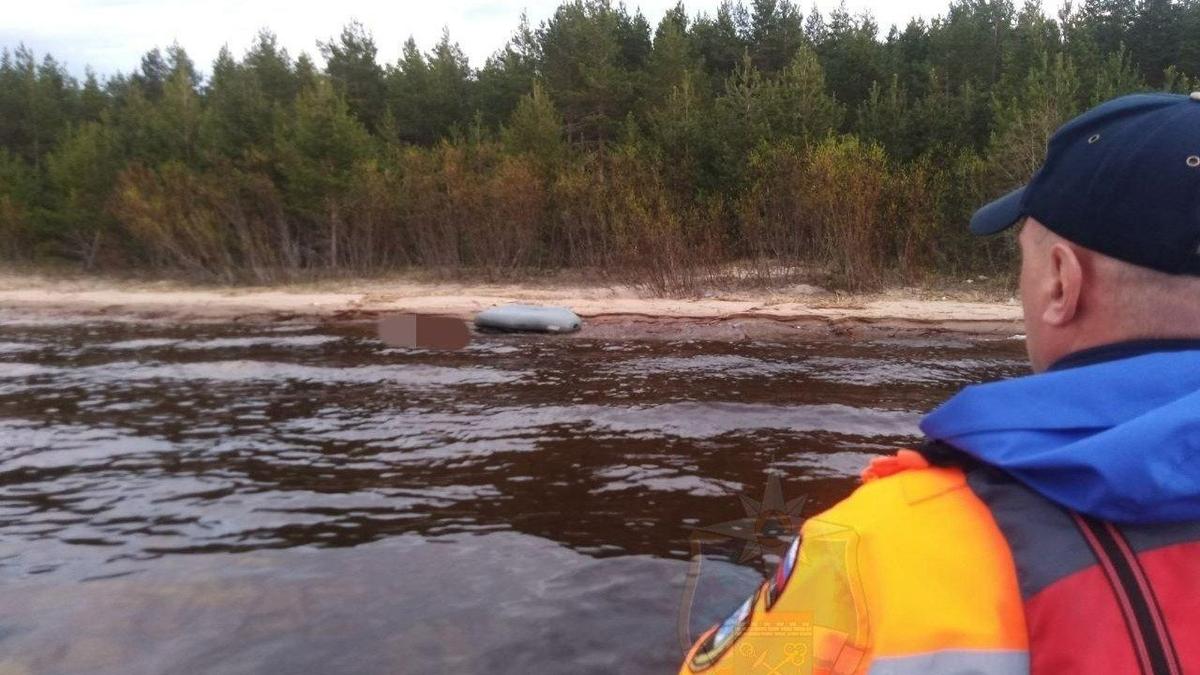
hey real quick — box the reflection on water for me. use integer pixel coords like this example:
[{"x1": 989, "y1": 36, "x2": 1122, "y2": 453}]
[{"x1": 0, "y1": 312, "x2": 1027, "y2": 674}]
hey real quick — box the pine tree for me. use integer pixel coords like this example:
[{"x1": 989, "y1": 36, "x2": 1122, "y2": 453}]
[
  {"x1": 199, "y1": 46, "x2": 273, "y2": 162},
  {"x1": 646, "y1": 9, "x2": 702, "y2": 105},
  {"x1": 818, "y1": 4, "x2": 884, "y2": 109},
  {"x1": 855, "y1": 75, "x2": 910, "y2": 156},
  {"x1": 766, "y1": 44, "x2": 843, "y2": 144},
  {"x1": 537, "y1": 0, "x2": 639, "y2": 144},
  {"x1": 710, "y1": 53, "x2": 772, "y2": 188},
  {"x1": 990, "y1": 50, "x2": 1082, "y2": 186},
  {"x1": 244, "y1": 30, "x2": 299, "y2": 105},
  {"x1": 387, "y1": 38, "x2": 432, "y2": 144},
  {"x1": 692, "y1": 1, "x2": 751, "y2": 86},
  {"x1": 320, "y1": 21, "x2": 387, "y2": 131},
  {"x1": 45, "y1": 121, "x2": 121, "y2": 265},
  {"x1": 477, "y1": 13, "x2": 540, "y2": 128},
  {"x1": 749, "y1": 0, "x2": 806, "y2": 73},
  {"x1": 503, "y1": 80, "x2": 566, "y2": 172},
  {"x1": 132, "y1": 48, "x2": 170, "y2": 100},
  {"x1": 425, "y1": 30, "x2": 474, "y2": 140},
  {"x1": 79, "y1": 69, "x2": 107, "y2": 122},
  {"x1": 1090, "y1": 46, "x2": 1144, "y2": 104},
  {"x1": 274, "y1": 78, "x2": 373, "y2": 268}
]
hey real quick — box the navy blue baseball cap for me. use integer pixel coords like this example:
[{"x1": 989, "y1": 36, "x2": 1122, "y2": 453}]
[{"x1": 971, "y1": 93, "x2": 1200, "y2": 276}]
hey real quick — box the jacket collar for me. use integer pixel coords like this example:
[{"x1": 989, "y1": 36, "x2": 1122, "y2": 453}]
[{"x1": 1049, "y1": 338, "x2": 1200, "y2": 372}]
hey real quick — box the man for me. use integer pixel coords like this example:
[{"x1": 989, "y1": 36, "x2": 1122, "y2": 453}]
[{"x1": 679, "y1": 93, "x2": 1200, "y2": 674}]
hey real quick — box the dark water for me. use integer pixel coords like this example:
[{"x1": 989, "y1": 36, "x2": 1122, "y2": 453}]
[{"x1": 0, "y1": 312, "x2": 1028, "y2": 674}]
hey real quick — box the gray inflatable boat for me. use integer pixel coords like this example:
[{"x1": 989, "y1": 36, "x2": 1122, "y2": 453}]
[{"x1": 474, "y1": 304, "x2": 582, "y2": 333}]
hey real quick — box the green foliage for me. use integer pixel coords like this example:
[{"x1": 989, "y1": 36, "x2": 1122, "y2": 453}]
[
  {"x1": 273, "y1": 77, "x2": 373, "y2": 269},
  {"x1": 1090, "y1": 46, "x2": 1146, "y2": 104},
  {"x1": 537, "y1": 0, "x2": 647, "y2": 143},
  {"x1": 200, "y1": 46, "x2": 274, "y2": 163},
  {"x1": 747, "y1": 0, "x2": 805, "y2": 72},
  {"x1": 320, "y1": 22, "x2": 386, "y2": 131},
  {"x1": 44, "y1": 121, "x2": 122, "y2": 264},
  {"x1": 6, "y1": 0, "x2": 1200, "y2": 289},
  {"x1": 476, "y1": 14, "x2": 540, "y2": 127},
  {"x1": 386, "y1": 33, "x2": 474, "y2": 144},
  {"x1": 646, "y1": 9, "x2": 701, "y2": 105},
  {"x1": 989, "y1": 50, "x2": 1082, "y2": 187},
  {"x1": 503, "y1": 81, "x2": 567, "y2": 172},
  {"x1": 691, "y1": 1, "x2": 750, "y2": 87},
  {"x1": 0, "y1": 149, "x2": 35, "y2": 259},
  {"x1": 766, "y1": 45, "x2": 843, "y2": 143},
  {"x1": 647, "y1": 70, "x2": 714, "y2": 194},
  {"x1": 0, "y1": 47, "x2": 78, "y2": 170},
  {"x1": 817, "y1": 5, "x2": 884, "y2": 109}
]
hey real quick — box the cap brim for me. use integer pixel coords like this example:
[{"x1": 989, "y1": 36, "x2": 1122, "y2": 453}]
[{"x1": 969, "y1": 186, "x2": 1026, "y2": 235}]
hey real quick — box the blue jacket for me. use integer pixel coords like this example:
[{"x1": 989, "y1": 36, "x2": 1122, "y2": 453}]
[{"x1": 921, "y1": 340, "x2": 1200, "y2": 523}]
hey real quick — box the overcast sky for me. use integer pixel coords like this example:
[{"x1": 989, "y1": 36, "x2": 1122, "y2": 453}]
[{"x1": 4, "y1": 0, "x2": 1061, "y2": 80}]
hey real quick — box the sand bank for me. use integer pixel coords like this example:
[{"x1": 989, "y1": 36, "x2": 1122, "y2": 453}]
[{"x1": 0, "y1": 273, "x2": 1023, "y2": 339}]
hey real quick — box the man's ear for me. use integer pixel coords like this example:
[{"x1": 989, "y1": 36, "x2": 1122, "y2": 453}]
[{"x1": 1043, "y1": 242, "x2": 1083, "y2": 326}]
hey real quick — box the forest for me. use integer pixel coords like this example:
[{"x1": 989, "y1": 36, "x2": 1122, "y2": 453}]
[{"x1": 0, "y1": 0, "x2": 1194, "y2": 291}]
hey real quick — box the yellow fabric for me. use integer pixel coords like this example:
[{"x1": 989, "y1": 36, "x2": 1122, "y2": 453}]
[{"x1": 681, "y1": 465, "x2": 1029, "y2": 674}]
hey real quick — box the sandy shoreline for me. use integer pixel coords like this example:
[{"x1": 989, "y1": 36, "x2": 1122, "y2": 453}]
[{"x1": 0, "y1": 274, "x2": 1024, "y2": 339}]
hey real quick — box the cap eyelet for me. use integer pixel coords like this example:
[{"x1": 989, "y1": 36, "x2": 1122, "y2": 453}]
[
  {"x1": 1188, "y1": 155, "x2": 1200, "y2": 168},
  {"x1": 1088, "y1": 134, "x2": 1101, "y2": 144}
]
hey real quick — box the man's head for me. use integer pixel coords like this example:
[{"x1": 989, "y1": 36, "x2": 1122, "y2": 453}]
[
  {"x1": 1017, "y1": 216, "x2": 1200, "y2": 371},
  {"x1": 971, "y1": 93, "x2": 1200, "y2": 370}
]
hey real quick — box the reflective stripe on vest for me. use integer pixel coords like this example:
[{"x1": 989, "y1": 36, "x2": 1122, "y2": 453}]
[{"x1": 868, "y1": 650, "x2": 1029, "y2": 675}]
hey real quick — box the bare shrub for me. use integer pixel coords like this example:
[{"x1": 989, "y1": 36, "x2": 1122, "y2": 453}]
[
  {"x1": 549, "y1": 148, "x2": 719, "y2": 296},
  {"x1": 113, "y1": 163, "x2": 300, "y2": 283},
  {"x1": 0, "y1": 195, "x2": 28, "y2": 262},
  {"x1": 737, "y1": 143, "x2": 811, "y2": 285},
  {"x1": 464, "y1": 156, "x2": 547, "y2": 275},
  {"x1": 337, "y1": 161, "x2": 408, "y2": 272},
  {"x1": 801, "y1": 136, "x2": 891, "y2": 290},
  {"x1": 737, "y1": 136, "x2": 895, "y2": 290},
  {"x1": 396, "y1": 142, "x2": 548, "y2": 277}
]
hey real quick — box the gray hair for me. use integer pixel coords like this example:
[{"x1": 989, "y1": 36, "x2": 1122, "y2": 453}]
[{"x1": 1091, "y1": 251, "x2": 1200, "y2": 337}]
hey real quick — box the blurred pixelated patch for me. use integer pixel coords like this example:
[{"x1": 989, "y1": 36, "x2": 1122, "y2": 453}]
[{"x1": 377, "y1": 314, "x2": 470, "y2": 350}]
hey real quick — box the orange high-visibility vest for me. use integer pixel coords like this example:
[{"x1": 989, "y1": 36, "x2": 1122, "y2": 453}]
[
  {"x1": 680, "y1": 448, "x2": 1200, "y2": 674},
  {"x1": 680, "y1": 450, "x2": 1028, "y2": 674}
]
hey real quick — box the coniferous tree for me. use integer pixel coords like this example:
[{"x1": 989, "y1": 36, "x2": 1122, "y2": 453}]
[
  {"x1": 538, "y1": 0, "x2": 641, "y2": 143},
  {"x1": 78, "y1": 70, "x2": 107, "y2": 122},
  {"x1": 818, "y1": 4, "x2": 884, "y2": 109},
  {"x1": 990, "y1": 50, "x2": 1082, "y2": 187},
  {"x1": 424, "y1": 31, "x2": 474, "y2": 140},
  {"x1": 5, "y1": 0, "x2": 1200, "y2": 283},
  {"x1": 646, "y1": 9, "x2": 702, "y2": 105},
  {"x1": 748, "y1": 0, "x2": 806, "y2": 73},
  {"x1": 0, "y1": 149, "x2": 34, "y2": 259},
  {"x1": 692, "y1": 2, "x2": 751, "y2": 86},
  {"x1": 503, "y1": 80, "x2": 567, "y2": 172},
  {"x1": 477, "y1": 14, "x2": 540, "y2": 127},
  {"x1": 244, "y1": 31, "x2": 299, "y2": 105},
  {"x1": 45, "y1": 121, "x2": 121, "y2": 264},
  {"x1": 132, "y1": 48, "x2": 170, "y2": 100},
  {"x1": 1090, "y1": 45, "x2": 1144, "y2": 104},
  {"x1": 274, "y1": 78, "x2": 373, "y2": 268},
  {"x1": 387, "y1": 38, "x2": 433, "y2": 144},
  {"x1": 200, "y1": 46, "x2": 273, "y2": 163},
  {"x1": 320, "y1": 21, "x2": 387, "y2": 131},
  {"x1": 855, "y1": 75, "x2": 911, "y2": 156},
  {"x1": 767, "y1": 44, "x2": 843, "y2": 143}
]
